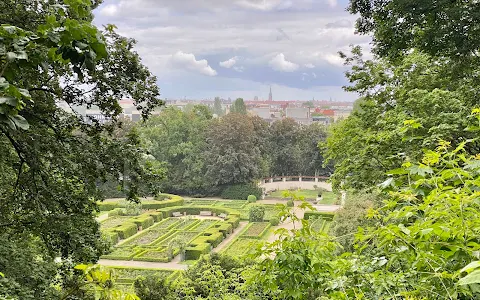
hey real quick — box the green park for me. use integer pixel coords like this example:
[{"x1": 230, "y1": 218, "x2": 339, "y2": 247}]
[{"x1": 3, "y1": 0, "x2": 480, "y2": 299}]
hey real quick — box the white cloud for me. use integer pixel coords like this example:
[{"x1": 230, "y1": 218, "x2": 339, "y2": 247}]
[
  {"x1": 326, "y1": 0, "x2": 337, "y2": 7},
  {"x1": 99, "y1": 4, "x2": 118, "y2": 16},
  {"x1": 304, "y1": 63, "x2": 315, "y2": 69},
  {"x1": 269, "y1": 53, "x2": 299, "y2": 72},
  {"x1": 233, "y1": 66, "x2": 245, "y2": 72},
  {"x1": 219, "y1": 56, "x2": 238, "y2": 68},
  {"x1": 170, "y1": 51, "x2": 217, "y2": 76},
  {"x1": 312, "y1": 72, "x2": 317, "y2": 78},
  {"x1": 322, "y1": 53, "x2": 344, "y2": 66}
]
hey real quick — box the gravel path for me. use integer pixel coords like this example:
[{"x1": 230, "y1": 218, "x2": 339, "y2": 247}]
[
  {"x1": 213, "y1": 221, "x2": 248, "y2": 253},
  {"x1": 98, "y1": 259, "x2": 188, "y2": 270}
]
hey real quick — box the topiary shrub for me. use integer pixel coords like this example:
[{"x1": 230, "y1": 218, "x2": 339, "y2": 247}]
[
  {"x1": 249, "y1": 205, "x2": 265, "y2": 222},
  {"x1": 247, "y1": 195, "x2": 257, "y2": 203},
  {"x1": 269, "y1": 217, "x2": 280, "y2": 226},
  {"x1": 287, "y1": 199, "x2": 294, "y2": 207},
  {"x1": 221, "y1": 184, "x2": 262, "y2": 200}
]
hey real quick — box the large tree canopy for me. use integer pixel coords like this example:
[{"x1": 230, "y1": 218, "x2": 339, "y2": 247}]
[{"x1": 0, "y1": 0, "x2": 163, "y2": 298}]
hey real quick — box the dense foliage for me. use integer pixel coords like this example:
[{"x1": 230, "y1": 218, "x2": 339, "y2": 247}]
[
  {"x1": 0, "y1": 0, "x2": 163, "y2": 298},
  {"x1": 139, "y1": 108, "x2": 329, "y2": 197}
]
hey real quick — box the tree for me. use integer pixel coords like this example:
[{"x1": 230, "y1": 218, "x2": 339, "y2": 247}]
[
  {"x1": 349, "y1": 0, "x2": 480, "y2": 61},
  {"x1": 139, "y1": 106, "x2": 212, "y2": 196},
  {"x1": 0, "y1": 0, "x2": 163, "y2": 297},
  {"x1": 269, "y1": 118, "x2": 301, "y2": 176},
  {"x1": 213, "y1": 96, "x2": 224, "y2": 117},
  {"x1": 230, "y1": 98, "x2": 247, "y2": 114},
  {"x1": 204, "y1": 114, "x2": 262, "y2": 186}
]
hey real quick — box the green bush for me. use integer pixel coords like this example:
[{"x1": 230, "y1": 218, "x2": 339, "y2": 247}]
[
  {"x1": 185, "y1": 243, "x2": 211, "y2": 260},
  {"x1": 154, "y1": 194, "x2": 172, "y2": 201},
  {"x1": 287, "y1": 199, "x2": 294, "y2": 207},
  {"x1": 157, "y1": 206, "x2": 241, "y2": 219},
  {"x1": 144, "y1": 211, "x2": 163, "y2": 222},
  {"x1": 269, "y1": 217, "x2": 280, "y2": 226},
  {"x1": 108, "y1": 208, "x2": 124, "y2": 217},
  {"x1": 103, "y1": 231, "x2": 120, "y2": 245},
  {"x1": 247, "y1": 195, "x2": 257, "y2": 203},
  {"x1": 141, "y1": 196, "x2": 184, "y2": 210},
  {"x1": 192, "y1": 231, "x2": 224, "y2": 248},
  {"x1": 225, "y1": 215, "x2": 240, "y2": 228},
  {"x1": 249, "y1": 205, "x2": 265, "y2": 222},
  {"x1": 98, "y1": 202, "x2": 122, "y2": 211},
  {"x1": 211, "y1": 223, "x2": 233, "y2": 237},
  {"x1": 112, "y1": 223, "x2": 138, "y2": 239},
  {"x1": 130, "y1": 215, "x2": 155, "y2": 230},
  {"x1": 303, "y1": 211, "x2": 335, "y2": 220},
  {"x1": 123, "y1": 201, "x2": 143, "y2": 216},
  {"x1": 98, "y1": 194, "x2": 184, "y2": 211},
  {"x1": 221, "y1": 184, "x2": 262, "y2": 200}
]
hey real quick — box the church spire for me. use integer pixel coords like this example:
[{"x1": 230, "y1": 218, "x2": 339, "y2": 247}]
[{"x1": 268, "y1": 86, "x2": 273, "y2": 101}]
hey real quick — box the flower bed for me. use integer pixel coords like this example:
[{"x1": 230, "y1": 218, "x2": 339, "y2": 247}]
[{"x1": 241, "y1": 222, "x2": 271, "y2": 239}]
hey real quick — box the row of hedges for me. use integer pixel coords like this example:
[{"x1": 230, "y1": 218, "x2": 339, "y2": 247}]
[
  {"x1": 157, "y1": 206, "x2": 241, "y2": 219},
  {"x1": 303, "y1": 211, "x2": 335, "y2": 220},
  {"x1": 98, "y1": 194, "x2": 184, "y2": 211},
  {"x1": 220, "y1": 184, "x2": 262, "y2": 200}
]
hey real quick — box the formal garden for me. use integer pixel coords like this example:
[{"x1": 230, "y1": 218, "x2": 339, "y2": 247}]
[{"x1": 96, "y1": 193, "x2": 335, "y2": 292}]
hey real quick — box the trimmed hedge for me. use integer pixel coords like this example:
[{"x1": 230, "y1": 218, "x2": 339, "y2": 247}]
[
  {"x1": 144, "y1": 211, "x2": 163, "y2": 222},
  {"x1": 225, "y1": 215, "x2": 240, "y2": 229},
  {"x1": 185, "y1": 243, "x2": 211, "y2": 260},
  {"x1": 101, "y1": 248, "x2": 142, "y2": 260},
  {"x1": 98, "y1": 194, "x2": 184, "y2": 211},
  {"x1": 130, "y1": 215, "x2": 155, "y2": 230},
  {"x1": 192, "y1": 231, "x2": 224, "y2": 248},
  {"x1": 303, "y1": 211, "x2": 335, "y2": 220},
  {"x1": 211, "y1": 223, "x2": 233, "y2": 237},
  {"x1": 108, "y1": 208, "x2": 124, "y2": 217},
  {"x1": 157, "y1": 206, "x2": 241, "y2": 219},
  {"x1": 221, "y1": 184, "x2": 262, "y2": 200},
  {"x1": 133, "y1": 248, "x2": 179, "y2": 263},
  {"x1": 112, "y1": 223, "x2": 138, "y2": 239},
  {"x1": 103, "y1": 231, "x2": 120, "y2": 245}
]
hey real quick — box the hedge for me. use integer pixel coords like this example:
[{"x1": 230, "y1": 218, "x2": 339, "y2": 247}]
[
  {"x1": 103, "y1": 230, "x2": 120, "y2": 245},
  {"x1": 101, "y1": 248, "x2": 142, "y2": 260},
  {"x1": 97, "y1": 194, "x2": 184, "y2": 211},
  {"x1": 192, "y1": 231, "x2": 224, "y2": 248},
  {"x1": 157, "y1": 206, "x2": 241, "y2": 219},
  {"x1": 144, "y1": 211, "x2": 163, "y2": 222},
  {"x1": 133, "y1": 248, "x2": 179, "y2": 263},
  {"x1": 225, "y1": 215, "x2": 240, "y2": 229},
  {"x1": 220, "y1": 184, "x2": 262, "y2": 200},
  {"x1": 108, "y1": 208, "x2": 124, "y2": 217},
  {"x1": 130, "y1": 215, "x2": 155, "y2": 230},
  {"x1": 185, "y1": 243, "x2": 211, "y2": 260},
  {"x1": 303, "y1": 211, "x2": 335, "y2": 220},
  {"x1": 211, "y1": 223, "x2": 233, "y2": 237},
  {"x1": 112, "y1": 223, "x2": 138, "y2": 239}
]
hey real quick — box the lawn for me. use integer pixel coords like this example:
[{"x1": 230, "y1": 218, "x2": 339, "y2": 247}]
[{"x1": 268, "y1": 189, "x2": 338, "y2": 204}]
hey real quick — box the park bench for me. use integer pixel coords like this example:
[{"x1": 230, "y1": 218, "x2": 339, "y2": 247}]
[
  {"x1": 172, "y1": 212, "x2": 182, "y2": 217},
  {"x1": 199, "y1": 211, "x2": 212, "y2": 216},
  {"x1": 218, "y1": 213, "x2": 227, "y2": 219}
]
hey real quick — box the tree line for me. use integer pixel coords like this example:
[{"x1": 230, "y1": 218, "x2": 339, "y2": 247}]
[{"x1": 135, "y1": 106, "x2": 330, "y2": 198}]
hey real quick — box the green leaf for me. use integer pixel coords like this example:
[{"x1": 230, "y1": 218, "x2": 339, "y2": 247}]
[
  {"x1": 458, "y1": 270, "x2": 480, "y2": 285},
  {"x1": 74, "y1": 264, "x2": 88, "y2": 271},
  {"x1": 459, "y1": 261, "x2": 480, "y2": 274},
  {"x1": 11, "y1": 115, "x2": 29, "y2": 130},
  {"x1": 398, "y1": 224, "x2": 410, "y2": 235},
  {"x1": 0, "y1": 96, "x2": 18, "y2": 106}
]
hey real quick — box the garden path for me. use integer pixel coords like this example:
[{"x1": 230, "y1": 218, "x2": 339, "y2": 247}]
[
  {"x1": 213, "y1": 221, "x2": 248, "y2": 253},
  {"x1": 97, "y1": 258, "x2": 188, "y2": 270}
]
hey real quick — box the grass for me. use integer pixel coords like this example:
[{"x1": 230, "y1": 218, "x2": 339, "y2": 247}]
[
  {"x1": 222, "y1": 238, "x2": 263, "y2": 257},
  {"x1": 241, "y1": 222, "x2": 270, "y2": 238},
  {"x1": 268, "y1": 189, "x2": 338, "y2": 204}
]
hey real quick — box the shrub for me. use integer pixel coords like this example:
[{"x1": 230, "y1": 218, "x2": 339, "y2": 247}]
[
  {"x1": 108, "y1": 208, "x2": 124, "y2": 217},
  {"x1": 211, "y1": 223, "x2": 233, "y2": 237},
  {"x1": 287, "y1": 199, "x2": 294, "y2": 207},
  {"x1": 221, "y1": 184, "x2": 262, "y2": 200},
  {"x1": 131, "y1": 215, "x2": 155, "y2": 230},
  {"x1": 269, "y1": 217, "x2": 280, "y2": 226},
  {"x1": 112, "y1": 223, "x2": 138, "y2": 239},
  {"x1": 154, "y1": 194, "x2": 171, "y2": 201},
  {"x1": 102, "y1": 231, "x2": 119, "y2": 246},
  {"x1": 225, "y1": 215, "x2": 240, "y2": 229},
  {"x1": 329, "y1": 191, "x2": 382, "y2": 252},
  {"x1": 249, "y1": 205, "x2": 265, "y2": 222},
  {"x1": 247, "y1": 195, "x2": 257, "y2": 203},
  {"x1": 303, "y1": 211, "x2": 335, "y2": 220},
  {"x1": 134, "y1": 273, "x2": 175, "y2": 300},
  {"x1": 144, "y1": 211, "x2": 163, "y2": 222},
  {"x1": 192, "y1": 231, "x2": 224, "y2": 247},
  {"x1": 123, "y1": 201, "x2": 143, "y2": 216},
  {"x1": 141, "y1": 196, "x2": 184, "y2": 210},
  {"x1": 185, "y1": 243, "x2": 211, "y2": 260}
]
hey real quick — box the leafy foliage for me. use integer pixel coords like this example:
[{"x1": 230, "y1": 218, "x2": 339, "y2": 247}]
[{"x1": 248, "y1": 205, "x2": 265, "y2": 222}]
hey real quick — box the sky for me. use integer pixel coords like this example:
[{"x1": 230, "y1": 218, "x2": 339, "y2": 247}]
[{"x1": 93, "y1": 0, "x2": 372, "y2": 101}]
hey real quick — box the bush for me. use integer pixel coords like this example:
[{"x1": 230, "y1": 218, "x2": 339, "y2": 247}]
[
  {"x1": 303, "y1": 211, "x2": 335, "y2": 220},
  {"x1": 247, "y1": 195, "x2": 257, "y2": 203},
  {"x1": 249, "y1": 205, "x2": 265, "y2": 222},
  {"x1": 221, "y1": 184, "x2": 262, "y2": 200},
  {"x1": 211, "y1": 223, "x2": 233, "y2": 237},
  {"x1": 131, "y1": 215, "x2": 155, "y2": 230},
  {"x1": 225, "y1": 215, "x2": 240, "y2": 228},
  {"x1": 287, "y1": 199, "x2": 294, "y2": 207},
  {"x1": 269, "y1": 217, "x2": 280, "y2": 226},
  {"x1": 123, "y1": 201, "x2": 143, "y2": 216},
  {"x1": 185, "y1": 243, "x2": 211, "y2": 260},
  {"x1": 112, "y1": 223, "x2": 138, "y2": 239},
  {"x1": 329, "y1": 191, "x2": 382, "y2": 252},
  {"x1": 144, "y1": 211, "x2": 163, "y2": 222},
  {"x1": 192, "y1": 231, "x2": 224, "y2": 248},
  {"x1": 134, "y1": 274, "x2": 175, "y2": 300}
]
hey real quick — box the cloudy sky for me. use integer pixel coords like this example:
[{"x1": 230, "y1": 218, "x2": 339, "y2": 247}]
[{"x1": 93, "y1": 0, "x2": 371, "y2": 101}]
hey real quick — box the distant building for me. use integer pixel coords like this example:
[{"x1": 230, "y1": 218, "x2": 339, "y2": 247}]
[
  {"x1": 254, "y1": 96, "x2": 259, "y2": 101},
  {"x1": 285, "y1": 107, "x2": 311, "y2": 125},
  {"x1": 268, "y1": 86, "x2": 273, "y2": 101}
]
